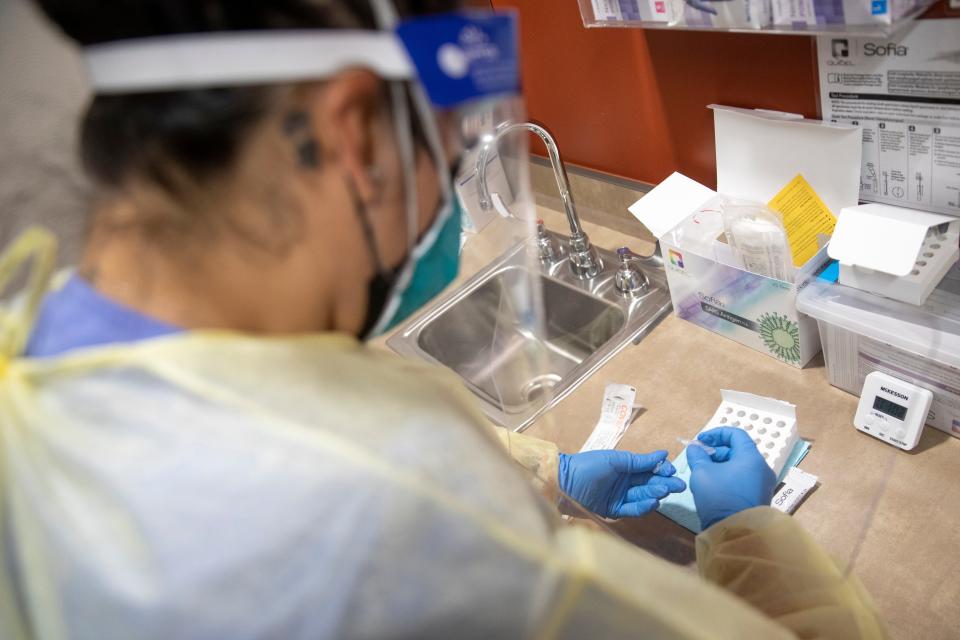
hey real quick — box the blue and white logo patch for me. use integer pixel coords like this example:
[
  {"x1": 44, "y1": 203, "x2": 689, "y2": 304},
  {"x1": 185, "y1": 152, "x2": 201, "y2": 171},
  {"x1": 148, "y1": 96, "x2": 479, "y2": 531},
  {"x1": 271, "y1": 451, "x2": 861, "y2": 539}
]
[{"x1": 396, "y1": 11, "x2": 520, "y2": 108}]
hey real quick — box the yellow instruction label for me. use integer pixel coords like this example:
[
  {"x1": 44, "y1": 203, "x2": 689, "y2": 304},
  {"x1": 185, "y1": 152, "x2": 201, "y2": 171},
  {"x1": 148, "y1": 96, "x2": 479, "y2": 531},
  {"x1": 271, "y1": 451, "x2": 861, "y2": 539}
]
[{"x1": 767, "y1": 174, "x2": 836, "y2": 267}]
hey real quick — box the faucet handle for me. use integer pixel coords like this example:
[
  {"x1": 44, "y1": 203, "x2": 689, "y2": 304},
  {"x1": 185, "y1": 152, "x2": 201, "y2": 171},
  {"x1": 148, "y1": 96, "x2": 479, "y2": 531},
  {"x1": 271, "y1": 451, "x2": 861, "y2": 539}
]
[
  {"x1": 532, "y1": 218, "x2": 558, "y2": 263},
  {"x1": 618, "y1": 245, "x2": 663, "y2": 268},
  {"x1": 615, "y1": 247, "x2": 649, "y2": 296}
]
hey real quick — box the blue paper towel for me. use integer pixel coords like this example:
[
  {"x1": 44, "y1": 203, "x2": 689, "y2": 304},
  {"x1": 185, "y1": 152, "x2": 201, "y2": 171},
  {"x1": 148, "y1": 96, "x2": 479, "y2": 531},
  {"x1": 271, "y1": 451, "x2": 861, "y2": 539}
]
[{"x1": 657, "y1": 439, "x2": 811, "y2": 534}]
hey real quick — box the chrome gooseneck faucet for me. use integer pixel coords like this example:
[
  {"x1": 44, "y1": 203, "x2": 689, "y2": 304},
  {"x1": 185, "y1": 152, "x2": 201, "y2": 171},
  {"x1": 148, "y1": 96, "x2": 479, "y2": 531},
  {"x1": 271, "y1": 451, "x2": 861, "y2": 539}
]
[{"x1": 476, "y1": 122, "x2": 601, "y2": 279}]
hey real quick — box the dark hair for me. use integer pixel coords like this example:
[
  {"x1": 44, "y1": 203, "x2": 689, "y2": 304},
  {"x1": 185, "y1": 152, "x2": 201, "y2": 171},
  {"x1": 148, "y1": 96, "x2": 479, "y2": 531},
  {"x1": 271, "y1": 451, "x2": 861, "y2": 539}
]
[{"x1": 36, "y1": 0, "x2": 457, "y2": 193}]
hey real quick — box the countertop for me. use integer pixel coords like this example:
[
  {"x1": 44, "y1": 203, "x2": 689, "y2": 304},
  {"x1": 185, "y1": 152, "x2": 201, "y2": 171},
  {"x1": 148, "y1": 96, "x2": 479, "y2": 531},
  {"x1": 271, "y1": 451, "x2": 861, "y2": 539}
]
[{"x1": 386, "y1": 205, "x2": 960, "y2": 640}]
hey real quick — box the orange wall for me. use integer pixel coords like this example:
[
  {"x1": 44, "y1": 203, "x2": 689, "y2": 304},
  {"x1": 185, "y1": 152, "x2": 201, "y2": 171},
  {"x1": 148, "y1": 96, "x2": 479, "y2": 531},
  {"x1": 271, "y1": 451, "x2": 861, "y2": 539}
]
[{"x1": 491, "y1": 0, "x2": 952, "y2": 189}]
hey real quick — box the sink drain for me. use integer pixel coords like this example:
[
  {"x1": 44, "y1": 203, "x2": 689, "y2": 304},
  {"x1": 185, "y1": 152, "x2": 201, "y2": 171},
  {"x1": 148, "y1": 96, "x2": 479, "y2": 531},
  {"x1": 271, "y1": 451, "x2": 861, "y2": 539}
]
[{"x1": 521, "y1": 374, "x2": 562, "y2": 403}]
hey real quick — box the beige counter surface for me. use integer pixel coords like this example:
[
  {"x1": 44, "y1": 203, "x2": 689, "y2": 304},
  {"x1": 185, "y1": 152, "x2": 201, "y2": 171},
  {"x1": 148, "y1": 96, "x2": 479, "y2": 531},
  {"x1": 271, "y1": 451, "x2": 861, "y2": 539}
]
[
  {"x1": 380, "y1": 204, "x2": 960, "y2": 639},
  {"x1": 521, "y1": 208, "x2": 960, "y2": 640},
  {"x1": 531, "y1": 313, "x2": 960, "y2": 639}
]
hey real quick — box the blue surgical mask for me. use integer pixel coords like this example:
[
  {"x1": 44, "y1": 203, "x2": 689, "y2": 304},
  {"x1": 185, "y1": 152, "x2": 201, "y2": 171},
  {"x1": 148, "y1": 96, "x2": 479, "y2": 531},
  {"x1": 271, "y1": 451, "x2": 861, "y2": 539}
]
[
  {"x1": 383, "y1": 197, "x2": 462, "y2": 331},
  {"x1": 356, "y1": 188, "x2": 462, "y2": 339}
]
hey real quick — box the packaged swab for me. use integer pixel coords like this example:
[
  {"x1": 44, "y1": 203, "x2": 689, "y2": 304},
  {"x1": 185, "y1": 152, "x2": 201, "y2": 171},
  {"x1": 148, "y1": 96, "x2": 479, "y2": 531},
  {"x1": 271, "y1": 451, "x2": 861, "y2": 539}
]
[{"x1": 721, "y1": 199, "x2": 793, "y2": 282}]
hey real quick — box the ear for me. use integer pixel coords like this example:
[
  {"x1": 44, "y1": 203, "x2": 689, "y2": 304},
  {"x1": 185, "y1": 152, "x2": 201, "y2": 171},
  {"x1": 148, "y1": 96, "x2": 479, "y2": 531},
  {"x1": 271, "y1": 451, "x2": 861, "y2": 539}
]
[{"x1": 304, "y1": 69, "x2": 386, "y2": 204}]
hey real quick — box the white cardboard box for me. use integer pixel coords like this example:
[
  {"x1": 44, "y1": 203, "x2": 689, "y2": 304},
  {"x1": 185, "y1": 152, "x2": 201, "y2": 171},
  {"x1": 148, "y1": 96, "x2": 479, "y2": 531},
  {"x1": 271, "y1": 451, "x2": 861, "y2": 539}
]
[
  {"x1": 630, "y1": 106, "x2": 862, "y2": 367},
  {"x1": 829, "y1": 203, "x2": 960, "y2": 306}
]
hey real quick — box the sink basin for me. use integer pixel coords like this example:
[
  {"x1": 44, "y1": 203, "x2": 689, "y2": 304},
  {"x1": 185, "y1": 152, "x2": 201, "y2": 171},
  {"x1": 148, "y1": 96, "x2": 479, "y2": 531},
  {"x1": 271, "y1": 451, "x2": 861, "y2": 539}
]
[
  {"x1": 417, "y1": 266, "x2": 626, "y2": 413},
  {"x1": 388, "y1": 230, "x2": 672, "y2": 431}
]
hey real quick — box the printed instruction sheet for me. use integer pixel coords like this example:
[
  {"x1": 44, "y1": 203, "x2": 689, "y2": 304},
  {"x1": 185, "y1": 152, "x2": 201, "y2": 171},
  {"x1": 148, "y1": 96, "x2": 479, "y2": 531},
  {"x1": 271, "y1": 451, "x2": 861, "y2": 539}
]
[{"x1": 817, "y1": 20, "x2": 960, "y2": 215}]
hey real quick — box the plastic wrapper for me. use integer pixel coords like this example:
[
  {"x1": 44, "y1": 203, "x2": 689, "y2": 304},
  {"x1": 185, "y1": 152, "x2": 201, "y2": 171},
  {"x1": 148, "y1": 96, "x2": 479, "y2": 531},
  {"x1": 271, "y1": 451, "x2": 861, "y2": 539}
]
[{"x1": 578, "y1": 0, "x2": 938, "y2": 35}]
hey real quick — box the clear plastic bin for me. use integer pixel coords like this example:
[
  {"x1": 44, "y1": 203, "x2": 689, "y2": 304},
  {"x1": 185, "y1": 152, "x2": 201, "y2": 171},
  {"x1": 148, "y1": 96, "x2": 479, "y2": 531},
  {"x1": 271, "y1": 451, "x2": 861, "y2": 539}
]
[{"x1": 796, "y1": 262, "x2": 960, "y2": 438}]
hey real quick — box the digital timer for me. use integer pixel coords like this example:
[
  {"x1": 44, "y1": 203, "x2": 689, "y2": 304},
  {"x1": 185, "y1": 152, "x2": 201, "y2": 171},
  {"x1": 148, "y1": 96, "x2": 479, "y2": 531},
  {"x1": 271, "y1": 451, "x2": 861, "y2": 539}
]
[{"x1": 854, "y1": 372, "x2": 933, "y2": 451}]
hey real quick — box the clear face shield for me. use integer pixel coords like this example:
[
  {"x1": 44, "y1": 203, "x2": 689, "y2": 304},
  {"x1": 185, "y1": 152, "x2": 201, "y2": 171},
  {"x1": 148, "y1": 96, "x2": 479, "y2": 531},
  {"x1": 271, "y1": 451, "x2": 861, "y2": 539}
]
[
  {"x1": 82, "y1": 6, "x2": 555, "y2": 429},
  {"x1": 384, "y1": 11, "x2": 563, "y2": 435}
]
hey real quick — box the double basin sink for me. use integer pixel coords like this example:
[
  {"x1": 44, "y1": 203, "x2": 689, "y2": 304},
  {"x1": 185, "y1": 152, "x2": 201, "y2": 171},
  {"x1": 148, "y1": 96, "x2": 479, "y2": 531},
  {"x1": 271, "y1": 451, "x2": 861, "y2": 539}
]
[{"x1": 387, "y1": 229, "x2": 673, "y2": 432}]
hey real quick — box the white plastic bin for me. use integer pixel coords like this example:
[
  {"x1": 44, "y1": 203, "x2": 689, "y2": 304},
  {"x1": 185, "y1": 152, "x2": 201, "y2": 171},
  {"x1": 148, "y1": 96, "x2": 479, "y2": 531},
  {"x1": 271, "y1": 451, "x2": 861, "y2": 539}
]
[{"x1": 797, "y1": 263, "x2": 960, "y2": 439}]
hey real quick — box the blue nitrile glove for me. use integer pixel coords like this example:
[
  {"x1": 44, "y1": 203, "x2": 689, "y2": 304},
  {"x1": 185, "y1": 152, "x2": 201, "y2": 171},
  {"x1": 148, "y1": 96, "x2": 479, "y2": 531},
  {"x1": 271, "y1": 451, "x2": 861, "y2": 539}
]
[
  {"x1": 686, "y1": 427, "x2": 777, "y2": 530},
  {"x1": 557, "y1": 450, "x2": 686, "y2": 519}
]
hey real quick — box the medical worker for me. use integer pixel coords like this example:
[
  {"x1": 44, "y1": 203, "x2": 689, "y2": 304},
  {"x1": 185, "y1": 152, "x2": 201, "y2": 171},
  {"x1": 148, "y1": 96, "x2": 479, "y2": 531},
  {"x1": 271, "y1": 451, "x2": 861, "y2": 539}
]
[{"x1": 0, "y1": 1, "x2": 886, "y2": 638}]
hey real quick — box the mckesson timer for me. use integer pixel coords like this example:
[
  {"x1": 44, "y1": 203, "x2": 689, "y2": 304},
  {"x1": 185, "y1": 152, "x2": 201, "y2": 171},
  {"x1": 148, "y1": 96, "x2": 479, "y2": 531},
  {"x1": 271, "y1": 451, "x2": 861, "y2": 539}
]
[{"x1": 854, "y1": 372, "x2": 934, "y2": 450}]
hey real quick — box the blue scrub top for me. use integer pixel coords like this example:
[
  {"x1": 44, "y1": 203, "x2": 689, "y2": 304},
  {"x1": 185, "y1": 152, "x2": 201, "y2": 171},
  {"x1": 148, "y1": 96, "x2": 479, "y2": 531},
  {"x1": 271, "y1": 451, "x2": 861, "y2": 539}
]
[{"x1": 25, "y1": 275, "x2": 181, "y2": 357}]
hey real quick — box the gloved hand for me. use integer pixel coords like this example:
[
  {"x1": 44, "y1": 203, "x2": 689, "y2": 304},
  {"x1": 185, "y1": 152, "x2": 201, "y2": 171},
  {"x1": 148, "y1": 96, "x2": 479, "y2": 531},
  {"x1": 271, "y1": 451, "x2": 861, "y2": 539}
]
[
  {"x1": 557, "y1": 450, "x2": 686, "y2": 519},
  {"x1": 686, "y1": 427, "x2": 777, "y2": 530}
]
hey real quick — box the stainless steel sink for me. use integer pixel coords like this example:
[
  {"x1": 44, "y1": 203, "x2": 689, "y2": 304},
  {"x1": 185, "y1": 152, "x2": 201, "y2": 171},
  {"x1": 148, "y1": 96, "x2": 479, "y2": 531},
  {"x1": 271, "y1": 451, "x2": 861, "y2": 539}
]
[
  {"x1": 388, "y1": 230, "x2": 673, "y2": 431},
  {"x1": 417, "y1": 265, "x2": 626, "y2": 413}
]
